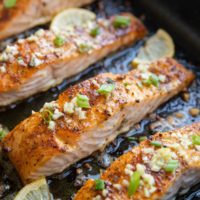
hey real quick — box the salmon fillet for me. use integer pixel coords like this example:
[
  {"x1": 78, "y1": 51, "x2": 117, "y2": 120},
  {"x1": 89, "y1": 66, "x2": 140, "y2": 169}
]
[
  {"x1": 0, "y1": 0, "x2": 94, "y2": 40},
  {"x1": 75, "y1": 123, "x2": 200, "y2": 200},
  {"x1": 2, "y1": 58, "x2": 194, "y2": 184},
  {"x1": 0, "y1": 13, "x2": 147, "y2": 106}
]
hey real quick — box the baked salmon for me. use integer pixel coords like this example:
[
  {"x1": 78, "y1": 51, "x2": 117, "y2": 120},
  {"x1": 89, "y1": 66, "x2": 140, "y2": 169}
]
[
  {"x1": 75, "y1": 122, "x2": 200, "y2": 200},
  {"x1": 0, "y1": 0, "x2": 94, "y2": 40},
  {"x1": 2, "y1": 58, "x2": 194, "y2": 184},
  {"x1": 0, "y1": 13, "x2": 147, "y2": 106}
]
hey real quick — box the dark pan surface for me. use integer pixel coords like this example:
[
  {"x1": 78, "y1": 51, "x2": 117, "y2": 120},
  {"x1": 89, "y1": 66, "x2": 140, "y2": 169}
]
[{"x1": 0, "y1": 0, "x2": 200, "y2": 199}]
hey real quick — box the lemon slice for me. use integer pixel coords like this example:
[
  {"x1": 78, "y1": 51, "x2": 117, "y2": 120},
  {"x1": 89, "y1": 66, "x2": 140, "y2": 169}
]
[
  {"x1": 132, "y1": 29, "x2": 175, "y2": 67},
  {"x1": 50, "y1": 8, "x2": 96, "y2": 33},
  {"x1": 14, "y1": 178, "x2": 52, "y2": 200}
]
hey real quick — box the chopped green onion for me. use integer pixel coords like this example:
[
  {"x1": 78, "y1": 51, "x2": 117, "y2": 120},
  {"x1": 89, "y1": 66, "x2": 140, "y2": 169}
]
[
  {"x1": 78, "y1": 43, "x2": 92, "y2": 53},
  {"x1": 4, "y1": 0, "x2": 16, "y2": 8},
  {"x1": 113, "y1": 16, "x2": 131, "y2": 29},
  {"x1": 90, "y1": 27, "x2": 100, "y2": 37},
  {"x1": 150, "y1": 141, "x2": 162, "y2": 147},
  {"x1": 128, "y1": 171, "x2": 140, "y2": 196},
  {"x1": 164, "y1": 160, "x2": 179, "y2": 172},
  {"x1": 127, "y1": 136, "x2": 137, "y2": 141},
  {"x1": 41, "y1": 109, "x2": 53, "y2": 124},
  {"x1": 142, "y1": 74, "x2": 160, "y2": 87},
  {"x1": 139, "y1": 136, "x2": 147, "y2": 142},
  {"x1": 150, "y1": 74, "x2": 160, "y2": 87},
  {"x1": 97, "y1": 83, "x2": 115, "y2": 95},
  {"x1": 0, "y1": 128, "x2": 8, "y2": 140},
  {"x1": 142, "y1": 78, "x2": 152, "y2": 86},
  {"x1": 54, "y1": 35, "x2": 65, "y2": 47},
  {"x1": 95, "y1": 179, "x2": 105, "y2": 190},
  {"x1": 76, "y1": 94, "x2": 91, "y2": 108},
  {"x1": 124, "y1": 82, "x2": 131, "y2": 87},
  {"x1": 192, "y1": 135, "x2": 200, "y2": 145},
  {"x1": 124, "y1": 82, "x2": 129, "y2": 87}
]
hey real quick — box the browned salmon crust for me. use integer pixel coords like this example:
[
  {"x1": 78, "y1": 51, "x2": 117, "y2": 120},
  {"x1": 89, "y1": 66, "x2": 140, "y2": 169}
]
[
  {"x1": 0, "y1": 13, "x2": 147, "y2": 106},
  {"x1": 75, "y1": 123, "x2": 200, "y2": 200},
  {"x1": 2, "y1": 58, "x2": 194, "y2": 184},
  {"x1": 0, "y1": 0, "x2": 94, "y2": 40}
]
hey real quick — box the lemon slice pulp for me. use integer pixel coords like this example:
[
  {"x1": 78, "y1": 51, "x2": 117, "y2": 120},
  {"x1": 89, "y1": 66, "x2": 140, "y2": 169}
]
[
  {"x1": 50, "y1": 8, "x2": 96, "y2": 33},
  {"x1": 14, "y1": 178, "x2": 52, "y2": 200},
  {"x1": 132, "y1": 29, "x2": 175, "y2": 67}
]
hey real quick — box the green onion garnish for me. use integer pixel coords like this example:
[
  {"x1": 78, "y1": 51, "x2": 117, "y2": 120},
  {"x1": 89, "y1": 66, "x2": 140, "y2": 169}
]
[
  {"x1": 78, "y1": 43, "x2": 92, "y2": 53},
  {"x1": 128, "y1": 171, "x2": 140, "y2": 196},
  {"x1": 95, "y1": 179, "x2": 105, "y2": 190},
  {"x1": 124, "y1": 82, "x2": 131, "y2": 87},
  {"x1": 76, "y1": 94, "x2": 91, "y2": 108},
  {"x1": 192, "y1": 135, "x2": 200, "y2": 145},
  {"x1": 90, "y1": 27, "x2": 100, "y2": 37},
  {"x1": 150, "y1": 141, "x2": 162, "y2": 147},
  {"x1": 164, "y1": 160, "x2": 179, "y2": 172},
  {"x1": 127, "y1": 136, "x2": 137, "y2": 141},
  {"x1": 113, "y1": 16, "x2": 131, "y2": 29},
  {"x1": 4, "y1": 0, "x2": 16, "y2": 8},
  {"x1": 150, "y1": 74, "x2": 160, "y2": 87},
  {"x1": 97, "y1": 83, "x2": 115, "y2": 95},
  {"x1": 142, "y1": 78, "x2": 152, "y2": 86},
  {"x1": 41, "y1": 109, "x2": 53, "y2": 124},
  {"x1": 54, "y1": 35, "x2": 65, "y2": 47},
  {"x1": 139, "y1": 136, "x2": 147, "y2": 142},
  {"x1": 143, "y1": 74, "x2": 160, "y2": 87},
  {"x1": 0, "y1": 129, "x2": 8, "y2": 140}
]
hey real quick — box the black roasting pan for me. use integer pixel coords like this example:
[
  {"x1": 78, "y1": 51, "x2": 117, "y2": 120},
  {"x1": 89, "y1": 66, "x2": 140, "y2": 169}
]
[{"x1": 0, "y1": 0, "x2": 200, "y2": 199}]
